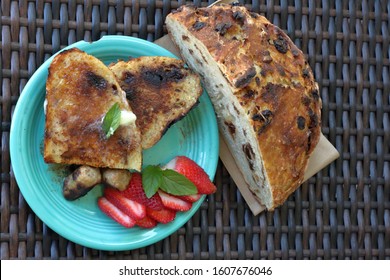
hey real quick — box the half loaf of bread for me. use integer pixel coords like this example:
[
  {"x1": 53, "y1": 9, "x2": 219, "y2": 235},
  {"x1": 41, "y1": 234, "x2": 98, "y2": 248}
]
[{"x1": 166, "y1": 4, "x2": 322, "y2": 209}]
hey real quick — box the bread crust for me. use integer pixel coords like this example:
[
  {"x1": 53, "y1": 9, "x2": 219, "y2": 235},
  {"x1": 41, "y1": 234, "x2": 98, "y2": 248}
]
[
  {"x1": 166, "y1": 4, "x2": 322, "y2": 209},
  {"x1": 44, "y1": 48, "x2": 142, "y2": 170},
  {"x1": 109, "y1": 56, "x2": 202, "y2": 149}
]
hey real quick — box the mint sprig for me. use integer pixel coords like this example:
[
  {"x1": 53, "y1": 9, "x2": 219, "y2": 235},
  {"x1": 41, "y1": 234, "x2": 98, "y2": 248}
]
[
  {"x1": 142, "y1": 165, "x2": 197, "y2": 198},
  {"x1": 102, "y1": 102, "x2": 121, "y2": 138}
]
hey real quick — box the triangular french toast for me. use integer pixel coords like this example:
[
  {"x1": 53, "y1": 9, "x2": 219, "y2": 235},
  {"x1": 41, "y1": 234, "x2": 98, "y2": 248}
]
[
  {"x1": 109, "y1": 56, "x2": 202, "y2": 149},
  {"x1": 44, "y1": 48, "x2": 142, "y2": 171}
]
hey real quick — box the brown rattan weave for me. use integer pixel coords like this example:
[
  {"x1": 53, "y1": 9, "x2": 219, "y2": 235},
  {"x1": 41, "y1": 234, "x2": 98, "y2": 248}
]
[{"x1": 1, "y1": 0, "x2": 389, "y2": 260}]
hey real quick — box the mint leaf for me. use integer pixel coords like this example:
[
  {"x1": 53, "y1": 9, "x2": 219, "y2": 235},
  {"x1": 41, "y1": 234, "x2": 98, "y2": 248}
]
[
  {"x1": 141, "y1": 165, "x2": 198, "y2": 198},
  {"x1": 142, "y1": 165, "x2": 163, "y2": 198},
  {"x1": 102, "y1": 102, "x2": 121, "y2": 138},
  {"x1": 159, "y1": 169, "x2": 197, "y2": 196}
]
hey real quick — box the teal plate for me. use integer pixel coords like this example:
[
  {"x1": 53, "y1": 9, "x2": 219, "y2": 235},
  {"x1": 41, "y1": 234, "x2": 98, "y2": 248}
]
[{"x1": 10, "y1": 36, "x2": 219, "y2": 251}]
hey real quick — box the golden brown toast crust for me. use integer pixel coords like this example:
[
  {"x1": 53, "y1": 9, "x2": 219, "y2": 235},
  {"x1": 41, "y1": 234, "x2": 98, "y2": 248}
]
[
  {"x1": 167, "y1": 4, "x2": 322, "y2": 208},
  {"x1": 109, "y1": 56, "x2": 202, "y2": 149},
  {"x1": 44, "y1": 48, "x2": 142, "y2": 170}
]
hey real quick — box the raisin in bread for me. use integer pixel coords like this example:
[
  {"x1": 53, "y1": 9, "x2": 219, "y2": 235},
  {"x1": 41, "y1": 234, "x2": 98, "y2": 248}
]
[{"x1": 166, "y1": 4, "x2": 322, "y2": 209}]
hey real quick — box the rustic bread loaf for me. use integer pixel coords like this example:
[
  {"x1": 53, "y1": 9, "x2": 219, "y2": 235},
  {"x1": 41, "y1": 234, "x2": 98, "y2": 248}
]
[
  {"x1": 166, "y1": 4, "x2": 322, "y2": 209},
  {"x1": 44, "y1": 48, "x2": 142, "y2": 171},
  {"x1": 109, "y1": 56, "x2": 202, "y2": 149}
]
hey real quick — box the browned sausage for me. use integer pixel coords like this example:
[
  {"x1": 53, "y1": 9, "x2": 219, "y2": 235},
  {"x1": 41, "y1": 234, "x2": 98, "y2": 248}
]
[
  {"x1": 63, "y1": 165, "x2": 102, "y2": 200},
  {"x1": 102, "y1": 168, "x2": 132, "y2": 191}
]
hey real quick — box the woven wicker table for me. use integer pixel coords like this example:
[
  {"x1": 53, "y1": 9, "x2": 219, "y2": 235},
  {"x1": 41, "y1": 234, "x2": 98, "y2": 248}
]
[{"x1": 1, "y1": 0, "x2": 389, "y2": 260}]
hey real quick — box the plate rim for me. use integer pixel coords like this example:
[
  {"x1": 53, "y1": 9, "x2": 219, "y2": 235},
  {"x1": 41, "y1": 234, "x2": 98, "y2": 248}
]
[{"x1": 10, "y1": 35, "x2": 219, "y2": 251}]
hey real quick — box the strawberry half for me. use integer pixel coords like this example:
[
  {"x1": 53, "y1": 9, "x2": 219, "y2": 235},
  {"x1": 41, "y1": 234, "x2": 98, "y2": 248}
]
[
  {"x1": 146, "y1": 207, "x2": 176, "y2": 224},
  {"x1": 123, "y1": 172, "x2": 164, "y2": 211},
  {"x1": 97, "y1": 197, "x2": 136, "y2": 228},
  {"x1": 104, "y1": 187, "x2": 146, "y2": 220},
  {"x1": 136, "y1": 215, "x2": 158, "y2": 229},
  {"x1": 164, "y1": 156, "x2": 217, "y2": 195},
  {"x1": 181, "y1": 193, "x2": 202, "y2": 203},
  {"x1": 158, "y1": 190, "x2": 192, "y2": 212}
]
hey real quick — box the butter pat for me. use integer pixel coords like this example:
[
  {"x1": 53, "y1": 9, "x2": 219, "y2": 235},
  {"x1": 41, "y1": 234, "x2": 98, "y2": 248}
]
[
  {"x1": 43, "y1": 99, "x2": 47, "y2": 114},
  {"x1": 120, "y1": 110, "x2": 137, "y2": 126}
]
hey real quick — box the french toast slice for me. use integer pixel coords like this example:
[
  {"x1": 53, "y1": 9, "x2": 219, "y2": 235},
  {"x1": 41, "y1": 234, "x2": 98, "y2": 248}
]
[
  {"x1": 44, "y1": 48, "x2": 142, "y2": 171},
  {"x1": 109, "y1": 56, "x2": 202, "y2": 149}
]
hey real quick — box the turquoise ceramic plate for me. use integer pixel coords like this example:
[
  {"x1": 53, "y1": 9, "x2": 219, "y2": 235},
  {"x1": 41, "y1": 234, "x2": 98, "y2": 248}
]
[{"x1": 10, "y1": 36, "x2": 219, "y2": 251}]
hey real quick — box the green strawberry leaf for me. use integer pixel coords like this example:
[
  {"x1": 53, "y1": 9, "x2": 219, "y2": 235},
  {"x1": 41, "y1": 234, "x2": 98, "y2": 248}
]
[
  {"x1": 159, "y1": 169, "x2": 197, "y2": 196},
  {"x1": 142, "y1": 165, "x2": 163, "y2": 198},
  {"x1": 102, "y1": 102, "x2": 121, "y2": 138}
]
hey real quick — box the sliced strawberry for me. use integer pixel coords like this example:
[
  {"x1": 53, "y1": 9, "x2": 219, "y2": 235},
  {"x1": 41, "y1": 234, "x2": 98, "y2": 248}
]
[
  {"x1": 146, "y1": 207, "x2": 176, "y2": 224},
  {"x1": 136, "y1": 215, "x2": 158, "y2": 228},
  {"x1": 164, "y1": 156, "x2": 217, "y2": 195},
  {"x1": 104, "y1": 187, "x2": 146, "y2": 220},
  {"x1": 97, "y1": 197, "x2": 136, "y2": 228},
  {"x1": 123, "y1": 173, "x2": 164, "y2": 211},
  {"x1": 181, "y1": 193, "x2": 202, "y2": 203},
  {"x1": 158, "y1": 190, "x2": 192, "y2": 211}
]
